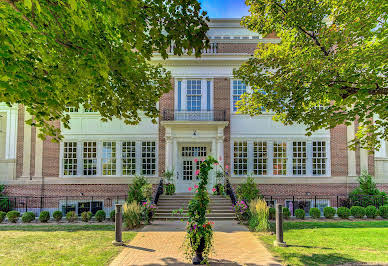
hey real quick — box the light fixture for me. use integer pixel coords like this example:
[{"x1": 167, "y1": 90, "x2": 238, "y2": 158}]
[{"x1": 193, "y1": 130, "x2": 197, "y2": 136}]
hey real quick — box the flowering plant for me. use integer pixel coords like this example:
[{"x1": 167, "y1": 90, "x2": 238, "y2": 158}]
[
  {"x1": 142, "y1": 200, "x2": 157, "y2": 224},
  {"x1": 234, "y1": 200, "x2": 248, "y2": 223}
]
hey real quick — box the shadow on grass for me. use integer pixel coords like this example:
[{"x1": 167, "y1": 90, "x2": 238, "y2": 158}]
[
  {"x1": 280, "y1": 252, "x2": 363, "y2": 266},
  {"x1": 0, "y1": 224, "x2": 117, "y2": 232}
]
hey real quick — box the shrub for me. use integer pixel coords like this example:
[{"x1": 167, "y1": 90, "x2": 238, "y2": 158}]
[
  {"x1": 53, "y1": 211, "x2": 63, "y2": 222},
  {"x1": 95, "y1": 210, "x2": 106, "y2": 222},
  {"x1": 249, "y1": 198, "x2": 270, "y2": 232},
  {"x1": 379, "y1": 205, "x2": 388, "y2": 219},
  {"x1": 236, "y1": 176, "x2": 260, "y2": 203},
  {"x1": 350, "y1": 206, "x2": 366, "y2": 218},
  {"x1": 282, "y1": 207, "x2": 291, "y2": 219},
  {"x1": 66, "y1": 211, "x2": 77, "y2": 222},
  {"x1": 22, "y1": 212, "x2": 35, "y2": 223},
  {"x1": 123, "y1": 201, "x2": 142, "y2": 229},
  {"x1": 165, "y1": 183, "x2": 176, "y2": 195},
  {"x1": 213, "y1": 184, "x2": 224, "y2": 196},
  {"x1": 110, "y1": 210, "x2": 116, "y2": 222},
  {"x1": 81, "y1": 211, "x2": 93, "y2": 222},
  {"x1": 309, "y1": 208, "x2": 321, "y2": 219},
  {"x1": 365, "y1": 205, "x2": 378, "y2": 218},
  {"x1": 323, "y1": 207, "x2": 336, "y2": 219},
  {"x1": 295, "y1": 209, "x2": 305, "y2": 219},
  {"x1": 269, "y1": 207, "x2": 276, "y2": 220},
  {"x1": 7, "y1": 211, "x2": 20, "y2": 223},
  {"x1": 337, "y1": 207, "x2": 351, "y2": 219},
  {"x1": 0, "y1": 211, "x2": 6, "y2": 223},
  {"x1": 39, "y1": 211, "x2": 50, "y2": 223},
  {"x1": 234, "y1": 200, "x2": 248, "y2": 223},
  {"x1": 128, "y1": 176, "x2": 150, "y2": 203},
  {"x1": 0, "y1": 184, "x2": 10, "y2": 212}
]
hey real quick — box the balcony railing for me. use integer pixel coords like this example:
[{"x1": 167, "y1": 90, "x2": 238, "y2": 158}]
[
  {"x1": 162, "y1": 109, "x2": 226, "y2": 121},
  {"x1": 168, "y1": 43, "x2": 218, "y2": 55}
]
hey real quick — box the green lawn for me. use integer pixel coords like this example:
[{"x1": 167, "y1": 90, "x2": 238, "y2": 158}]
[
  {"x1": 0, "y1": 224, "x2": 136, "y2": 266},
  {"x1": 257, "y1": 221, "x2": 388, "y2": 265}
]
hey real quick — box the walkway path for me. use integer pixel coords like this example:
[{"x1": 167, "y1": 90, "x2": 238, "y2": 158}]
[{"x1": 110, "y1": 220, "x2": 280, "y2": 266}]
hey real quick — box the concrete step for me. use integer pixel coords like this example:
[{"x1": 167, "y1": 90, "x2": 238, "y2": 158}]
[
  {"x1": 153, "y1": 216, "x2": 235, "y2": 220},
  {"x1": 155, "y1": 209, "x2": 234, "y2": 213},
  {"x1": 155, "y1": 212, "x2": 235, "y2": 218}
]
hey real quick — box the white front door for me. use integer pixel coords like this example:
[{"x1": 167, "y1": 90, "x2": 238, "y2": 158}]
[{"x1": 176, "y1": 145, "x2": 209, "y2": 193}]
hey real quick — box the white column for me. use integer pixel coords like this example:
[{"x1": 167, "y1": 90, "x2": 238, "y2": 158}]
[
  {"x1": 173, "y1": 139, "x2": 178, "y2": 184},
  {"x1": 135, "y1": 141, "x2": 142, "y2": 175},
  {"x1": 33, "y1": 129, "x2": 43, "y2": 177},
  {"x1": 347, "y1": 122, "x2": 357, "y2": 176},
  {"x1": 247, "y1": 140, "x2": 254, "y2": 175},
  {"x1": 21, "y1": 109, "x2": 31, "y2": 178},
  {"x1": 306, "y1": 140, "x2": 313, "y2": 176},
  {"x1": 217, "y1": 137, "x2": 224, "y2": 167},
  {"x1": 268, "y1": 140, "x2": 274, "y2": 176},
  {"x1": 77, "y1": 141, "x2": 83, "y2": 176},
  {"x1": 96, "y1": 141, "x2": 102, "y2": 176},
  {"x1": 286, "y1": 140, "x2": 293, "y2": 176},
  {"x1": 165, "y1": 137, "x2": 173, "y2": 171},
  {"x1": 360, "y1": 148, "x2": 369, "y2": 173},
  {"x1": 116, "y1": 141, "x2": 122, "y2": 176}
]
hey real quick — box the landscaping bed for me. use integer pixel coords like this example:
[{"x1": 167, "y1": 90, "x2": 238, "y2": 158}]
[
  {"x1": 257, "y1": 221, "x2": 388, "y2": 265},
  {"x1": 0, "y1": 224, "x2": 137, "y2": 265}
]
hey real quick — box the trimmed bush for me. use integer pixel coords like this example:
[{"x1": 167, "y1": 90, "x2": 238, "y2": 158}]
[
  {"x1": 295, "y1": 209, "x2": 305, "y2": 219},
  {"x1": 269, "y1": 207, "x2": 276, "y2": 220},
  {"x1": 379, "y1": 206, "x2": 388, "y2": 218},
  {"x1": 0, "y1": 211, "x2": 6, "y2": 223},
  {"x1": 81, "y1": 211, "x2": 93, "y2": 222},
  {"x1": 22, "y1": 212, "x2": 35, "y2": 223},
  {"x1": 95, "y1": 210, "x2": 106, "y2": 222},
  {"x1": 110, "y1": 210, "x2": 116, "y2": 222},
  {"x1": 350, "y1": 206, "x2": 366, "y2": 218},
  {"x1": 66, "y1": 211, "x2": 77, "y2": 222},
  {"x1": 53, "y1": 211, "x2": 63, "y2": 222},
  {"x1": 309, "y1": 208, "x2": 321, "y2": 219},
  {"x1": 337, "y1": 207, "x2": 351, "y2": 219},
  {"x1": 323, "y1": 207, "x2": 336, "y2": 219},
  {"x1": 39, "y1": 211, "x2": 50, "y2": 223},
  {"x1": 365, "y1": 205, "x2": 377, "y2": 218},
  {"x1": 7, "y1": 211, "x2": 20, "y2": 223},
  {"x1": 282, "y1": 207, "x2": 291, "y2": 219}
]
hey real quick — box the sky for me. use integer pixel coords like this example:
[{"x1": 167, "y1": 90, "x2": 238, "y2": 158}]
[{"x1": 198, "y1": 0, "x2": 250, "y2": 18}]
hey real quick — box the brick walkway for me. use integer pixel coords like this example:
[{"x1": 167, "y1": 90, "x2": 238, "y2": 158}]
[{"x1": 110, "y1": 220, "x2": 280, "y2": 266}]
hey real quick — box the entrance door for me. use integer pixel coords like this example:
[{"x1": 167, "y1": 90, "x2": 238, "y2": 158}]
[{"x1": 177, "y1": 145, "x2": 208, "y2": 193}]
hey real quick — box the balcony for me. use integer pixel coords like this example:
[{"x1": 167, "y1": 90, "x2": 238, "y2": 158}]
[
  {"x1": 162, "y1": 109, "x2": 226, "y2": 121},
  {"x1": 168, "y1": 43, "x2": 218, "y2": 55}
]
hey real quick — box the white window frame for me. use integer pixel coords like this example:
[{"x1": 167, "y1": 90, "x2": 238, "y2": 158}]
[
  {"x1": 174, "y1": 78, "x2": 213, "y2": 112},
  {"x1": 312, "y1": 141, "x2": 328, "y2": 176},
  {"x1": 292, "y1": 141, "x2": 307, "y2": 175},
  {"x1": 122, "y1": 141, "x2": 136, "y2": 176},
  {"x1": 63, "y1": 142, "x2": 78, "y2": 176},
  {"x1": 231, "y1": 80, "x2": 247, "y2": 113},
  {"x1": 233, "y1": 141, "x2": 248, "y2": 176},
  {"x1": 141, "y1": 141, "x2": 157, "y2": 176},
  {"x1": 102, "y1": 141, "x2": 117, "y2": 176}
]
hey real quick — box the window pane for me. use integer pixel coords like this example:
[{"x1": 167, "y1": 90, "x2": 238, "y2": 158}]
[
  {"x1": 63, "y1": 142, "x2": 77, "y2": 175},
  {"x1": 232, "y1": 80, "x2": 247, "y2": 112},
  {"x1": 293, "y1": 141, "x2": 306, "y2": 175},
  {"x1": 122, "y1": 141, "x2": 136, "y2": 175},
  {"x1": 83, "y1": 142, "x2": 97, "y2": 176},
  {"x1": 253, "y1": 142, "x2": 267, "y2": 175},
  {"x1": 233, "y1": 141, "x2": 248, "y2": 175},
  {"x1": 273, "y1": 142, "x2": 287, "y2": 175},
  {"x1": 142, "y1": 141, "x2": 156, "y2": 175},
  {"x1": 313, "y1": 141, "x2": 326, "y2": 175},
  {"x1": 102, "y1": 142, "x2": 116, "y2": 176}
]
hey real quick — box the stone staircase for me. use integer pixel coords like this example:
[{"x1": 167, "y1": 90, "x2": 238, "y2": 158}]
[{"x1": 153, "y1": 193, "x2": 235, "y2": 220}]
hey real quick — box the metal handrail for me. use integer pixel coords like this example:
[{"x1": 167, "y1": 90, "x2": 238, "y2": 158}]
[
  {"x1": 162, "y1": 109, "x2": 226, "y2": 121},
  {"x1": 153, "y1": 178, "x2": 164, "y2": 205}
]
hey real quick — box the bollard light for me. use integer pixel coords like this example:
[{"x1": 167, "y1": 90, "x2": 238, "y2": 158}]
[
  {"x1": 274, "y1": 203, "x2": 287, "y2": 247},
  {"x1": 112, "y1": 204, "x2": 124, "y2": 246}
]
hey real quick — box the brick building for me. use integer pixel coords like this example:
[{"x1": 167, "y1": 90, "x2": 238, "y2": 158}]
[{"x1": 0, "y1": 19, "x2": 387, "y2": 214}]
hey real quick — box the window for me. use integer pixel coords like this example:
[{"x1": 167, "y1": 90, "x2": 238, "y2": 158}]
[
  {"x1": 187, "y1": 80, "x2": 201, "y2": 111},
  {"x1": 122, "y1": 141, "x2": 136, "y2": 176},
  {"x1": 233, "y1": 141, "x2": 248, "y2": 175},
  {"x1": 65, "y1": 106, "x2": 78, "y2": 112},
  {"x1": 83, "y1": 142, "x2": 97, "y2": 175},
  {"x1": 142, "y1": 141, "x2": 156, "y2": 175},
  {"x1": 273, "y1": 142, "x2": 287, "y2": 175},
  {"x1": 63, "y1": 142, "x2": 77, "y2": 176},
  {"x1": 232, "y1": 80, "x2": 247, "y2": 112},
  {"x1": 253, "y1": 142, "x2": 267, "y2": 175},
  {"x1": 102, "y1": 142, "x2": 116, "y2": 175},
  {"x1": 313, "y1": 141, "x2": 327, "y2": 175},
  {"x1": 181, "y1": 146, "x2": 207, "y2": 157},
  {"x1": 293, "y1": 141, "x2": 306, "y2": 175}
]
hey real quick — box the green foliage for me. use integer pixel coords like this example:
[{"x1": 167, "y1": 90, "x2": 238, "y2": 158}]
[
  {"x1": 163, "y1": 170, "x2": 174, "y2": 183},
  {"x1": 269, "y1": 207, "x2": 276, "y2": 220},
  {"x1": 236, "y1": 176, "x2": 260, "y2": 203},
  {"x1": 123, "y1": 201, "x2": 142, "y2": 229},
  {"x1": 235, "y1": 0, "x2": 387, "y2": 151},
  {"x1": 141, "y1": 201, "x2": 156, "y2": 224},
  {"x1": 349, "y1": 171, "x2": 387, "y2": 207},
  {"x1": 164, "y1": 183, "x2": 176, "y2": 195},
  {"x1": 110, "y1": 210, "x2": 115, "y2": 222},
  {"x1": 234, "y1": 200, "x2": 249, "y2": 223},
  {"x1": 184, "y1": 156, "x2": 217, "y2": 264},
  {"x1": 282, "y1": 207, "x2": 291, "y2": 219},
  {"x1": 337, "y1": 207, "x2": 351, "y2": 219},
  {"x1": 128, "y1": 176, "x2": 150, "y2": 203},
  {"x1": 323, "y1": 207, "x2": 336, "y2": 219},
  {"x1": 379, "y1": 206, "x2": 388, "y2": 219},
  {"x1": 249, "y1": 198, "x2": 270, "y2": 231},
  {"x1": 0, "y1": 0, "x2": 210, "y2": 140},
  {"x1": 39, "y1": 211, "x2": 50, "y2": 223},
  {"x1": 53, "y1": 211, "x2": 63, "y2": 222},
  {"x1": 81, "y1": 211, "x2": 93, "y2": 222},
  {"x1": 0, "y1": 184, "x2": 9, "y2": 212},
  {"x1": 66, "y1": 211, "x2": 77, "y2": 222},
  {"x1": 22, "y1": 212, "x2": 35, "y2": 223},
  {"x1": 309, "y1": 208, "x2": 321, "y2": 219},
  {"x1": 213, "y1": 183, "x2": 224, "y2": 196},
  {"x1": 7, "y1": 211, "x2": 20, "y2": 223},
  {"x1": 0, "y1": 211, "x2": 6, "y2": 223},
  {"x1": 95, "y1": 210, "x2": 106, "y2": 222},
  {"x1": 365, "y1": 206, "x2": 378, "y2": 219},
  {"x1": 350, "y1": 206, "x2": 366, "y2": 218},
  {"x1": 295, "y1": 209, "x2": 305, "y2": 219}
]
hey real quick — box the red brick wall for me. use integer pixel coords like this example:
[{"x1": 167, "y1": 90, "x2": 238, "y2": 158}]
[
  {"x1": 214, "y1": 77, "x2": 231, "y2": 168},
  {"x1": 42, "y1": 121, "x2": 60, "y2": 177},
  {"x1": 330, "y1": 125, "x2": 348, "y2": 176},
  {"x1": 158, "y1": 80, "x2": 175, "y2": 176},
  {"x1": 16, "y1": 105, "x2": 24, "y2": 178}
]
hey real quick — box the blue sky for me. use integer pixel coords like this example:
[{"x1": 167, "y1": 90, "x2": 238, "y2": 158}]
[{"x1": 198, "y1": 0, "x2": 249, "y2": 18}]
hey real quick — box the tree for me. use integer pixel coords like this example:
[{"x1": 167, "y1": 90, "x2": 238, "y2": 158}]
[
  {"x1": 234, "y1": 0, "x2": 387, "y2": 151},
  {"x1": 0, "y1": 0, "x2": 209, "y2": 139}
]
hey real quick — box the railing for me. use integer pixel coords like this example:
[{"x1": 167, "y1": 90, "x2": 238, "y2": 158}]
[
  {"x1": 162, "y1": 109, "x2": 226, "y2": 121},
  {"x1": 153, "y1": 178, "x2": 164, "y2": 205},
  {"x1": 169, "y1": 43, "x2": 218, "y2": 55},
  {"x1": 224, "y1": 178, "x2": 237, "y2": 205}
]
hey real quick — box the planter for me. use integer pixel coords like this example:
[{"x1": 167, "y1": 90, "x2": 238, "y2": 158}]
[
  {"x1": 165, "y1": 184, "x2": 176, "y2": 195},
  {"x1": 192, "y1": 237, "x2": 205, "y2": 265}
]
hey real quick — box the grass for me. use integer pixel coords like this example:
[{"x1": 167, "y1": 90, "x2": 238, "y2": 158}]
[
  {"x1": 257, "y1": 221, "x2": 388, "y2": 265},
  {"x1": 0, "y1": 224, "x2": 137, "y2": 265}
]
